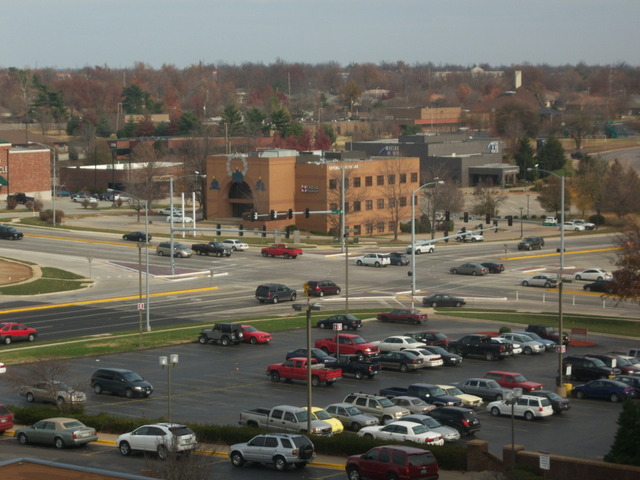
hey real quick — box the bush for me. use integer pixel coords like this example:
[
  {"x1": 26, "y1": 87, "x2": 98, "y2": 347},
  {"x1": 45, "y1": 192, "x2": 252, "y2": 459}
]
[
  {"x1": 499, "y1": 326, "x2": 511, "y2": 334},
  {"x1": 589, "y1": 214, "x2": 605, "y2": 227},
  {"x1": 5, "y1": 197, "x2": 18, "y2": 210}
]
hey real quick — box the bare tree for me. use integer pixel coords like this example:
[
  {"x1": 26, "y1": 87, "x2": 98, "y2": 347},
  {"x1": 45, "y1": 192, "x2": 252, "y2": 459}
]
[
  {"x1": 602, "y1": 160, "x2": 640, "y2": 218},
  {"x1": 470, "y1": 181, "x2": 508, "y2": 217},
  {"x1": 420, "y1": 167, "x2": 464, "y2": 239},
  {"x1": 381, "y1": 158, "x2": 412, "y2": 240},
  {"x1": 608, "y1": 219, "x2": 640, "y2": 303},
  {"x1": 572, "y1": 155, "x2": 608, "y2": 223},
  {"x1": 536, "y1": 176, "x2": 572, "y2": 216},
  {"x1": 563, "y1": 110, "x2": 596, "y2": 152},
  {"x1": 143, "y1": 443, "x2": 213, "y2": 480},
  {"x1": 326, "y1": 166, "x2": 365, "y2": 236},
  {"x1": 126, "y1": 143, "x2": 171, "y2": 220}
]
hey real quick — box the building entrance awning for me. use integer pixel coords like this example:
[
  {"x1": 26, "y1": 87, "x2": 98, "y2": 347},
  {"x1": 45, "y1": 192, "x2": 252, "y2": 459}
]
[{"x1": 0, "y1": 176, "x2": 8, "y2": 186}]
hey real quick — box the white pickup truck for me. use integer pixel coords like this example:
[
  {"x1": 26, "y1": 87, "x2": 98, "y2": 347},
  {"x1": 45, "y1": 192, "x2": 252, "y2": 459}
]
[{"x1": 238, "y1": 405, "x2": 333, "y2": 436}]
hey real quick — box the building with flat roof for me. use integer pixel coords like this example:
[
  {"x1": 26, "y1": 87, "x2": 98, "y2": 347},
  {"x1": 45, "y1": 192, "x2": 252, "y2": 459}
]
[{"x1": 0, "y1": 141, "x2": 51, "y2": 201}]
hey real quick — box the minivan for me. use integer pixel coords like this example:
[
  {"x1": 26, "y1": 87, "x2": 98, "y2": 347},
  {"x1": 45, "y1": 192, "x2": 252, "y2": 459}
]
[
  {"x1": 156, "y1": 242, "x2": 192, "y2": 258},
  {"x1": 90, "y1": 368, "x2": 153, "y2": 398}
]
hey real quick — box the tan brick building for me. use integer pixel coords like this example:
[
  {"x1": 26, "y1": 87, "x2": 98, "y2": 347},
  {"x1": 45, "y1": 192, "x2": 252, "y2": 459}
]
[{"x1": 0, "y1": 141, "x2": 51, "y2": 200}]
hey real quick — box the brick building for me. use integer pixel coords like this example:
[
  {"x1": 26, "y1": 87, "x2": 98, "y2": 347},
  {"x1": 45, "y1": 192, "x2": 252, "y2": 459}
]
[{"x1": 0, "y1": 141, "x2": 51, "y2": 201}]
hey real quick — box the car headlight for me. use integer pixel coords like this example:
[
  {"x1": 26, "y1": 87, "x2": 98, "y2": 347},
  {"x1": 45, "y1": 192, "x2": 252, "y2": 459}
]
[{"x1": 134, "y1": 386, "x2": 143, "y2": 391}]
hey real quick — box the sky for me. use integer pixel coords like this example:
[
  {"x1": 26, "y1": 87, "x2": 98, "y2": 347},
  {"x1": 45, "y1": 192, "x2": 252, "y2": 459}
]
[{"x1": 2, "y1": 0, "x2": 639, "y2": 70}]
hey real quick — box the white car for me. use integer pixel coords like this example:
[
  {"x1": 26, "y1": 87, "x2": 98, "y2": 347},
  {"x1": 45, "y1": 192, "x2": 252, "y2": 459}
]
[
  {"x1": 357, "y1": 420, "x2": 444, "y2": 446},
  {"x1": 223, "y1": 239, "x2": 249, "y2": 251},
  {"x1": 354, "y1": 253, "x2": 390, "y2": 267},
  {"x1": 166, "y1": 214, "x2": 194, "y2": 223},
  {"x1": 521, "y1": 274, "x2": 558, "y2": 288},
  {"x1": 455, "y1": 231, "x2": 484, "y2": 242},
  {"x1": 572, "y1": 219, "x2": 595, "y2": 230},
  {"x1": 375, "y1": 336, "x2": 425, "y2": 352},
  {"x1": 499, "y1": 333, "x2": 545, "y2": 355},
  {"x1": 406, "y1": 241, "x2": 435, "y2": 254},
  {"x1": 543, "y1": 216, "x2": 558, "y2": 226},
  {"x1": 389, "y1": 396, "x2": 436, "y2": 414},
  {"x1": 72, "y1": 195, "x2": 97, "y2": 204},
  {"x1": 401, "y1": 348, "x2": 444, "y2": 367},
  {"x1": 574, "y1": 268, "x2": 613, "y2": 281},
  {"x1": 437, "y1": 384, "x2": 483, "y2": 409},
  {"x1": 0, "y1": 362, "x2": 5, "y2": 374},
  {"x1": 492, "y1": 337, "x2": 522, "y2": 355},
  {"x1": 157, "y1": 207, "x2": 182, "y2": 216},
  {"x1": 487, "y1": 395, "x2": 554, "y2": 421},
  {"x1": 560, "y1": 221, "x2": 585, "y2": 231},
  {"x1": 117, "y1": 423, "x2": 197, "y2": 459}
]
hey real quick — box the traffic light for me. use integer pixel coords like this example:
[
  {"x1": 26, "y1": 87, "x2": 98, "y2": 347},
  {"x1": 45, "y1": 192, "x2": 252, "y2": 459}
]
[
  {"x1": 251, "y1": 211, "x2": 258, "y2": 222},
  {"x1": 216, "y1": 223, "x2": 221, "y2": 235},
  {"x1": 288, "y1": 208, "x2": 294, "y2": 219},
  {"x1": 445, "y1": 211, "x2": 450, "y2": 222},
  {"x1": 261, "y1": 225, "x2": 267, "y2": 238},
  {"x1": 270, "y1": 210, "x2": 277, "y2": 220},
  {"x1": 285, "y1": 226, "x2": 290, "y2": 239},
  {"x1": 238, "y1": 224, "x2": 244, "y2": 237},
  {"x1": 507, "y1": 216, "x2": 513, "y2": 227},
  {"x1": 485, "y1": 213, "x2": 491, "y2": 224},
  {"x1": 305, "y1": 208, "x2": 310, "y2": 218},
  {"x1": 463, "y1": 212, "x2": 469, "y2": 223},
  {"x1": 493, "y1": 220, "x2": 498, "y2": 232},
  {"x1": 444, "y1": 230, "x2": 449, "y2": 243}
]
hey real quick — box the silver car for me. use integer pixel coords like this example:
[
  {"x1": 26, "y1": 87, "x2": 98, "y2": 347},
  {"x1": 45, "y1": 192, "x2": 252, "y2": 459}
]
[
  {"x1": 156, "y1": 242, "x2": 192, "y2": 258},
  {"x1": 520, "y1": 274, "x2": 558, "y2": 288},
  {"x1": 500, "y1": 333, "x2": 545, "y2": 355},
  {"x1": 450, "y1": 263, "x2": 488, "y2": 276},
  {"x1": 399, "y1": 414, "x2": 461, "y2": 443},
  {"x1": 19, "y1": 381, "x2": 87, "y2": 405},
  {"x1": 324, "y1": 403, "x2": 379, "y2": 431}
]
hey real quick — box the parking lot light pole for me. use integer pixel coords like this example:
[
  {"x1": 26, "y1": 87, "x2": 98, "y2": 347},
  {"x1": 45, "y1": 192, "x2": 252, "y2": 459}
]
[
  {"x1": 159, "y1": 354, "x2": 179, "y2": 423},
  {"x1": 509, "y1": 388, "x2": 523, "y2": 475},
  {"x1": 411, "y1": 180, "x2": 443, "y2": 309}
]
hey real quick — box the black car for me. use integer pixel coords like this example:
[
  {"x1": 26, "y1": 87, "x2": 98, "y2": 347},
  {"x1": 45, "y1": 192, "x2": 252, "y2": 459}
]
[
  {"x1": 373, "y1": 351, "x2": 423, "y2": 372},
  {"x1": 404, "y1": 331, "x2": 449, "y2": 347},
  {"x1": 0, "y1": 225, "x2": 24, "y2": 240},
  {"x1": 583, "y1": 279, "x2": 613, "y2": 293},
  {"x1": 420, "y1": 345, "x2": 462, "y2": 366},
  {"x1": 427, "y1": 406, "x2": 480, "y2": 436},
  {"x1": 122, "y1": 231, "x2": 152, "y2": 242},
  {"x1": 481, "y1": 262, "x2": 504, "y2": 274},
  {"x1": 255, "y1": 283, "x2": 297, "y2": 304},
  {"x1": 316, "y1": 314, "x2": 362, "y2": 330},
  {"x1": 90, "y1": 368, "x2": 153, "y2": 398},
  {"x1": 529, "y1": 390, "x2": 571, "y2": 414},
  {"x1": 388, "y1": 252, "x2": 410, "y2": 266},
  {"x1": 422, "y1": 293, "x2": 466, "y2": 308},
  {"x1": 563, "y1": 355, "x2": 619, "y2": 381},
  {"x1": 285, "y1": 348, "x2": 338, "y2": 366},
  {"x1": 611, "y1": 375, "x2": 640, "y2": 395},
  {"x1": 517, "y1": 236, "x2": 544, "y2": 251}
]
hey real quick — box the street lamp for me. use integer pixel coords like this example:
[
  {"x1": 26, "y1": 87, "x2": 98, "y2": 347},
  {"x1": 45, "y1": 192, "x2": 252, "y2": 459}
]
[
  {"x1": 169, "y1": 172, "x2": 206, "y2": 275},
  {"x1": 528, "y1": 165, "x2": 566, "y2": 396},
  {"x1": 159, "y1": 354, "x2": 179, "y2": 423},
  {"x1": 28, "y1": 141, "x2": 57, "y2": 226},
  {"x1": 508, "y1": 387, "x2": 523, "y2": 474},
  {"x1": 410, "y1": 180, "x2": 444, "y2": 309}
]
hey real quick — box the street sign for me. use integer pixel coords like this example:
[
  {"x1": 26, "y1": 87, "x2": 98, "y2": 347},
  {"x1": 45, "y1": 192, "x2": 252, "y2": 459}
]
[
  {"x1": 331, "y1": 210, "x2": 342, "y2": 214},
  {"x1": 137, "y1": 303, "x2": 145, "y2": 310},
  {"x1": 556, "y1": 345, "x2": 566, "y2": 353},
  {"x1": 539, "y1": 452, "x2": 550, "y2": 470},
  {"x1": 333, "y1": 324, "x2": 343, "y2": 331}
]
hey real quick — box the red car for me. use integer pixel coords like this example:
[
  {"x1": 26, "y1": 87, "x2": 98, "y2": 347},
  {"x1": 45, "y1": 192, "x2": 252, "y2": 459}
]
[
  {"x1": 0, "y1": 404, "x2": 14, "y2": 434},
  {"x1": 376, "y1": 309, "x2": 427, "y2": 325},
  {"x1": 0, "y1": 322, "x2": 38, "y2": 345},
  {"x1": 241, "y1": 325, "x2": 272, "y2": 344},
  {"x1": 483, "y1": 370, "x2": 543, "y2": 392},
  {"x1": 346, "y1": 445, "x2": 439, "y2": 480}
]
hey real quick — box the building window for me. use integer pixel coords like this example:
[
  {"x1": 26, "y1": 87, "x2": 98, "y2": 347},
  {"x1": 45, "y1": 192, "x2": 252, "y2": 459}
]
[
  {"x1": 377, "y1": 199, "x2": 385, "y2": 209},
  {"x1": 365, "y1": 200, "x2": 373, "y2": 210},
  {"x1": 388, "y1": 198, "x2": 396, "y2": 208},
  {"x1": 377, "y1": 175, "x2": 384, "y2": 186},
  {"x1": 388, "y1": 221, "x2": 396, "y2": 232},
  {"x1": 399, "y1": 196, "x2": 407, "y2": 207},
  {"x1": 366, "y1": 224, "x2": 373, "y2": 235},
  {"x1": 353, "y1": 177, "x2": 361, "y2": 188},
  {"x1": 330, "y1": 203, "x2": 338, "y2": 211},
  {"x1": 353, "y1": 201, "x2": 361, "y2": 211},
  {"x1": 329, "y1": 179, "x2": 337, "y2": 189},
  {"x1": 388, "y1": 174, "x2": 395, "y2": 185},
  {"x1": 411, "y1": 172, "x2": 418, "y2": 182},
  {"x1": 353, "y1": 225, "x2": 361, "y2": 235},
  {"x1": 400, "y1": 173, "x2": 407, "y2": 184},
  {"x1": 345, "y1": 202, "x2": 350, "y2": 213},
  {"x1": 377, "y1": 222, "x2": 385, "y2": 233},
  {"x1": 365, "y1": 176, "x2": 373, "y2": 186},
  {"x1": 344, "y1": 178, "x2": 349, "y2": 189}
]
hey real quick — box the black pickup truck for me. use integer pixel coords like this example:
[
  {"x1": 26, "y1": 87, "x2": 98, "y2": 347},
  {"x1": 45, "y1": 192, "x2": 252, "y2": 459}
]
[
  {"x1": 333, "y1": 355, "x2": 381, "y2": 380},
  {"x1": 447, "y1": 334, "x2": 513, "y2": 361},
  {"x1": 191, "y1": 241, "x2": 233, "y2": 257}
]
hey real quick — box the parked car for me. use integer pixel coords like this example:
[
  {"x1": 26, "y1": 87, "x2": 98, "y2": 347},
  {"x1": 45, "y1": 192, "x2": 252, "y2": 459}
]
[
  {"x1": 400, "y1": 349, "x2": 444, "y2": 368},
  {"x1": 306, "y1": 280, "x2": 341, "y2": 296},
  {"x1": 286, "y1": 348, "x2": 338, "y2": 366},
  {"x1": 587, "y1": 353, "x2": 640, "y2": 375},
  {"x1": 526, "y1": 324, "x2": 570, "y2": 346},
  {"x1": 481, "y1": 262, "x2": 504, "y2": 273},
  {"x1": 376, "y1": 309, "x2": 427, "y2": 325},
  {"x1": 572, "y1": 219, "x2": 596, "y2": 230},
  {"x1": 574, "y1": 268, "x2": 613, "y2": 281},
  {"x1": 117, "y1": 423, "x2": 197, "y2": 459},
  {"x1": 611, "y1": 375, "x2": 640, "y2": 395},
  {"x1": 421, "y1": 345, "x2": 462, "y2": 366},
  {"x1": 374, "y1": 351, "x2": 424, "y2": 372},
  {"x1": 583, "y1": 279, "x2": 614, "y2": 292},
  {"x1": 521, "y1": 274, "x2": 558, "y2": 288},
  {"x1": 543, "y1": 216, "x2": 558, "y2": 226},
  {"x1": 0, "y1": 322, "x2": 38, "y2": 345},
  {"x1": 563, "y1": 355, "x2": 618, "y2": 381},
  {"x1": 255, "y1": 283, "x2": 297, "y2": 304},
  {"x1": 222, "y1": 239, "x2": 249, "y2": 251},
  {"x1": 0, "y1": 362, "x2": 5, "y2": 374},
  {"x1": 492, "y1": 337, "x2": 522, "y2": 355},
  {"x1": 306, "y1": 406, "x2": 344, "y2": 434},
  {"x1": 14, "y1": 417, "x2": 98, "y2": 449},
  {"x1": 345, "y1": 445, "x2": 439, "y2": 480},
  {"x1": 324, "y1": 403, "x2": 379, "y2": 432},
  {"x1": 122, "y1": 231, "x2": 151, "y2": 242},
  {"x1": 241, "y1": 325, "x2": 272, "y2": 344},
  {"x1": 199, "y1": 323, "x2": 244, "y2": 346},
  {"x1": 487, "y1": 395, "x2": 554, "y2": 421},
  {"x1": 398, "y1": 414, "x2": 461, "y2": 443},
  {"x1": 499, "y1": 333, "x2": 545, "y2": 355},
  {"x1": 316, "y1": 314, "x2": 361, "y2": 330},
  {"x1": 354, "y1": 253, "x2": 391, "y2": 267},
  {"x1": 156, "y1": 242, "x2": 192, "y2": 258},
  {"x1": 0, "y1": 404, "x2": 14, "y2": 434},
  {"x1": 436, "y1": 384, "x2": 483, "y2": 409},
  {"x1": 450, "y1": 263, "x2": 488, "y2": 276},
  {"x1": 375, "y1": 336, "x2": 426, "y2": 352},
  {"x1": 422, "y1": 294, "x2": 466, "y2": 308},
  {"x1": 90, "y1": 368, "x2": 153, "y2": 398},
  {"x1": 342, "y1": 392, "x2": 410, "y2": 424},
  {"x1": 572, "y1": 379, "x2": 637, "y2": 402},
  {"x1": 389, "y1": 396, "x2": 437, "y2": 414},
  {"x1": 514, "y1": 331, "x2": 556, "y2": 351},
  {"x1": 405, "y1": 331, "x2": 450, "y2": 347},
  {"x1": 229, "y1": 433, "x2": 315, "y2": 471},
  {"x1": 528, "y1": 390, "x2": 571, "y2": 414},
  {"x1": 0, "y1": 225, "x2": 24, "y2": 240},
  {"x1": 456, "y1": 377, "x2": 512, "y2": 401},
  {"x1": 357, "y1": 421, "x2": 444, "y2": 446},
  {"x1": 483, "y1": 371, "x2": 543, "y2": 392},
  {"x1": 427, "y1": 406, "x2": 481, "y2": 436},
  {"x1": 388, "y1": 252, "x2": 410, "y2": 266},
  {"x1": 19, "y1": 381, "x2": 87, "y2": 405}
]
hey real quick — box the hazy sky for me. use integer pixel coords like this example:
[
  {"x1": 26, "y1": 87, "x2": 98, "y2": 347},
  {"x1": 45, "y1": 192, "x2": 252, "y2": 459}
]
[{"x1": 3, "y1": 0, "x2": 638, "y2": 69}]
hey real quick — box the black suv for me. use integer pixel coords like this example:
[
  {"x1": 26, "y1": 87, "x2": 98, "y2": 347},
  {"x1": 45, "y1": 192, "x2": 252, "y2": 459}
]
[
  {"x1": 255, "y1": 283, "x2": 297, "y2": 304},
  {"x1": 0, "y1": 225, "x2": 24, "y2": 240},
  {"x1": 198, "y1": 323, "x2": 244, "y2": 346},
  {"x1": 427, "y1": 406, "x2": 480, "y2": 436},
  {"x1": 388, "y1": 252, "x2": 410, "y2": 266},
  {"x1": 563, "y1": 355, "x2": 618, "y2": 381},
  {"x1": 90, "y1": 368, "x2": 153, "y2": 398},
  {"x1": 526, "y1": 324, "x2": 570, "y2": 346},
  {"x1": 517, "y1": 236, "x2": 544, "y2": 251}
]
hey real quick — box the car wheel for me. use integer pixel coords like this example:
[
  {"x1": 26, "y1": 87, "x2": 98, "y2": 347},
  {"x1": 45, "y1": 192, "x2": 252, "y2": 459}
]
[
  {"x1": 336, "y1": 288, "x2": 341, "y2": 294},
  {"x1": 430, "y1": 302, "x2": 438, "y2": 307},
  {"x1": 274, "y1": 455, "x2": 288, "y2": 471},
  {"x1": 57, "y1": 396, "x2": 66, "y2": 406},
  {"x1": 230, "y1": 451, "x2": 245, "y2": 467},
  {"x1": 399, "y1": 363, "x2": 409, "y2": 373},
  {"x1": 355, "y1": 370, "x2": 364, "y2": 380},
  {"x1": 271, "y1": 296, "x2": 279, "y2": 304},
  {"x1": 3, "y1": 337, "x2": 11, "y2": 345},
  {"x1": 524, "y1": 411, "x2": 535, "y2": 421},
  {"x1": 455, "y1": 302, "x2": 462, "y2": 307},
  {"x1": 262, "y1": 251, "x2": 268, "y2": 257},
  {"x1": 495, "y1": 394, "x2": 503, "y2": 401},
  {"x1": 364, "y1": 433, "x2": 375, "y2": 439},
  {"x1": 94, "y1": 384, "x2": 103, "y2": 394},
  {"x1": 311, "y1": 376, "x2": 321, "y2": 387},
  {"x1": 522, "y1": 281, "x2": 529, "y2": 286},
  {"x1": 356, "y1": 260, "x2": 363, "y2": 266},
  {"x1": 27, "y1": 334, "x2": 36, "y2": 342},
  {"x1": 610, "y1": 393, "x2": 620, "y2": 403},
  {"x1": 157, "y1": 444, "x2": 168, "y2": 460},
  {"x1": 54, "y1": 437, "x2": 65, "y2": 449},
  {"x1": 451, "y1": 269, "x2": 458, "y2": 275},
  {"x1": 290, "y1": 293, "x2": 297, "y2": 301},
  {"x1": 374, "y1": 262, "x2": 380, "y2": 267},
  {"x1": 284, "y1": 253, "x2": 290, "y2": 259},
  {"x1": 17, "y1": 432, "x2": 28, "y2": 445},
  {"x1": 221, "y1": 336, "x2": 230, "y2": 346},
  {"x1": 575, "y1": 390, "x2": 585, "y2": 399},
  {"x1": 490, "y1": 407, "x2": 501, "y2": 417},
  {"x1": 524, "y1": 347, "x2": 532, "y2": 355},
  {"x1": 347, "y1": 467, "x2": 362, "y2": 480},
  {"x1": 270, "y1": 371, "x2": 280, "y2": 382},
  {"x1": 198, "y1": 336, "x2": 208, "y2": 344},
  {"x1": 351, "y1": 422, "x2": 362, "y2": 432},
  {"x1": 575, "y1": 275, "x2": 582, "y2": 280},
  {"x1": 485, "y1": 352, "x2": 495, "y2": 361},
  {"x1": 157, "y1": 250, "x2": 164, "y2": 256},
  {"x1": 379, "y1": 316, "x2": 388, "y2": 322},
  {"x1": 125, "y1": 388, "x2": 134, "y2": 398},
  {"x1": 387, "y1": 473, "x2": 398, "y2": 480},
  {"x1": 318, "y1": 322, "x2": 326, "y2": 329},
  {"x1": 584, "y1": 286, "x2": 592, "y2": 291},
  {"x1": 544, "y1": 282, "x2": 551, "y2": 288},
  {"x1": 472, "y1": 271, "x2": 478, "y2": 276},
  {"x1": 250, "y1": 337, "x2": 257, "y2": 345}
]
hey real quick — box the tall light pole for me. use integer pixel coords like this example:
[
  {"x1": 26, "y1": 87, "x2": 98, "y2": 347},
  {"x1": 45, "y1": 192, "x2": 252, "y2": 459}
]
[
  {"x1": 28, "y1": 142, "x2": 57, "y2": 226},
  {"x1": 410, "y1": 180, "x2": 444, "y2": 309},
  {"x1": 529, "y1": 166, "x2": 566, "y2": 396},
  {"x1": 159, "y1": 354, "x2": 179, "y2": 423}
]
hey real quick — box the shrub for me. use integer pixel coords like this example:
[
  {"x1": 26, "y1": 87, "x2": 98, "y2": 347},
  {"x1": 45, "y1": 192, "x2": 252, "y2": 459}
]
[
  {"x1": 499, "y1": 326, "x2": 511, "y2": 334},
  {"x1": 589, "y1": 214, "x2": 605, "y2": 227}
]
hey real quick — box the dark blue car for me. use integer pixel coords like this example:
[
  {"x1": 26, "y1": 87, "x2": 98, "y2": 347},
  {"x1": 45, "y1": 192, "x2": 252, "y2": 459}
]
[
  {"x1": 285, "y1": 348, "x2": 337, "y2": 366},
  {"x1": 572, "y1": 379, "x2": 637, "y2": 403}
]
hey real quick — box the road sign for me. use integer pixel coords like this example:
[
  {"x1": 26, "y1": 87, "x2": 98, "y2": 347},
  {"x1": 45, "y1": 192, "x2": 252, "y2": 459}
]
[
  {"x1": 331, "y1": 210, "x2": 342, "y2": 214},
  {"x1": 556, "y1": 345, "x2": 566, "y2": 353},
  {"x1": 333, "y1": 324, "x2": 343, "y2": 331},
  {"x1": 137, "y1": 303, "x2": 145, "y2": 310}
]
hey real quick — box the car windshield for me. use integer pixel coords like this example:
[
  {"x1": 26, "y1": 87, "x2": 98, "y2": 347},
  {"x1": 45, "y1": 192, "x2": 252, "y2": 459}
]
[
  {"x1": 294, "y1": 411, "x2": 310, "y2": 422},
  {"x1": 523, "y1": 332, "x2": 542, "y2": 340},
  {"x1": 351, "y1": 337, "x2": 367, "y2": 345},
  {"x1": 411, "y1": 424, "x2": 428, "y2": 435},
  {"x1": 546, "y1": 392, "x2": 563, "y2": 401},
  {"x1": 410, "y1": 398, "x2": 427, "y2": 406},
  {"x1": 443, "y1": 386, "x2": 463, "y2": 396},
  {"x1": 589, "y1": 358, "x2": 607, "y2": 367},
  {"x1": 429, "y1": 386, "x2": 447, "y2": 396},
  {"x1": 175, "y1": 243, "x2": 187, "y2": 249},
  {"x1": 122, "y1": 372, "x2": 144, "y2": 382},
  {"x1": 513, "y1": 375, "x2": 527, "y2": 382},
  {"x1": 378, "y1": 397, "x2": 395, "y2": 408},
  {"x1": 313, "y1": 409, "x2": 332, "y2": 420},
  {"x1": 243, "y1": 326, "x2": 257, "y2": 333},
  {"x1": 615, "y1": 357, "x2": 632, "y2": 366},
  {"x1": 408, "y1": 452, "x2": 437, "y2": 466},
  {"x1": 344, "y1": 406, "x2": 362, "y2": 415},
  {"x1": 429, "y1": 346, "x2": 447, "y2": 354},
  {"x1": 62, "y1": 420, "x2": 85, "y2": 428}
]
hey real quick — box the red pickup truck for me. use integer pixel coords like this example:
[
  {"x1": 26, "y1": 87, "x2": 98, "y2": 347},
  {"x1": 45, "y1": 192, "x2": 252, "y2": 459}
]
[
  {"x1": 266, "y1": 357, "x2": 342, "y2": 387},
  {"x1": 261, "y1": 243, "x2": 303, "y2": 259},
  {"x1": 315, "y1": 333, "x2": 380, "y2": 361}
]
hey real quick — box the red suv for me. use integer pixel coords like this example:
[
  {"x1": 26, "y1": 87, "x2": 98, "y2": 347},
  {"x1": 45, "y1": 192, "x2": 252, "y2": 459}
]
[
  {"x1": 483, "y1": 371, "x2": 543, "y2": 392},
  {"x1": 306, "y1": 280, "x2": 341, "y2": 297},
  {"x1": 0, "y1": 322, "x2": 38, "y2": 345},
  {"x1": 346, "y1": 445, "x2": 439, "y2": 480}
]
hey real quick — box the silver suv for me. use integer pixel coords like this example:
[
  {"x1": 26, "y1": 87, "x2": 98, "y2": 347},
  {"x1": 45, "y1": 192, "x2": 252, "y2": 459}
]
[
  {"x1": 156, "y1": 241, "x2": 192, "y2": 258},
  {"x1": 343, "y1": 392, "x2": 410, "y2": 424},
  {"x1": 117, "y1": 423, "x2": 196, "y2": 459},
  {"x1": 229, "y1": 433, "x2": 315, "y2": 471}
]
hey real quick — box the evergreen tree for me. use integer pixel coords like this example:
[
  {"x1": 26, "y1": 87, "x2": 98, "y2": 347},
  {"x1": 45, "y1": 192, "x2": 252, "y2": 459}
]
[
  {"x1": 604, "y1": 399, "x2": 640, "y2": 466},
  {"x1": 221, "y1": 105, "x2": 244, "y2": 136},
  {"x1": 513, "y1": 137, "x2": 536, "y2": 181},
  {"x1": 535, "y1": 137, "x2": 566, "y2": 172}
]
